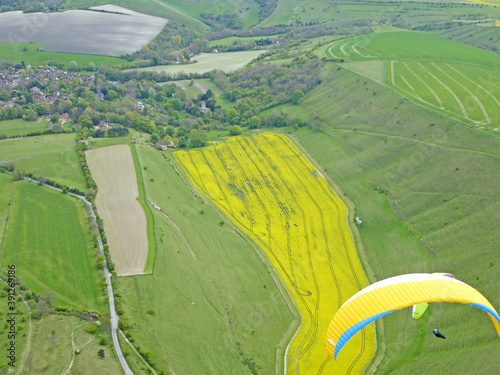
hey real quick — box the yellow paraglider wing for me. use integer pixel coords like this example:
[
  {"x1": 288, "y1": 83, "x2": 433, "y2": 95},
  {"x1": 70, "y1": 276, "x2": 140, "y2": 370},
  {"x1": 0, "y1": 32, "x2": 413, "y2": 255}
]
[
  {"x1": 326, "y1": 273, "x2": 500, "y2": 360},
  {"x1": 412, "y1": 273, "x2": 454, "y2": 320}
]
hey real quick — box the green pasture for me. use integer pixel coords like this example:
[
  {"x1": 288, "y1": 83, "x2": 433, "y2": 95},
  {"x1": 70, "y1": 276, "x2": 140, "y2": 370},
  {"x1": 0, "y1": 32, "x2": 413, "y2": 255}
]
[
  {"x1": 172, "y1": 80, "x2": 204, "y2": 99},
  {"x1": 209, "y1": 35, "x2": 281, "y2": 47},
  {"x1": 129, "y1": 144, "x2": 156, "y2": 273},
  {"x1": 260, "y1": 0, "x2": 500, "y2": 28},
  {"x1": 26, "y1": 315, "x2": 122, "y2": 374},
  {"x1": 117, "y1": 145, "x2": 293, "y2": 375},
  {"x1": 261, "y1": 102, "x2": 310, "y2": 120},
  {"x1": 2, "y1": 182, "x2": 104, "y2": 311},
  {"x1": 0, "y1": 119, "x2": 56, "y2": 138},
  {"x1": 126, "y1": 50, "x2": 265, "y2": 75},
  {"x1": 0, "y1": 173, "x2": 12, "y2": 246},
  {"x1": 0, "y1": 43, "x2": 124, "y2": 68},
  {"x1": 322, "y1": 32, "x2": 500, "y2": 66},
  {"x1": 173, "y1": 77, "x2": 224, "y2": 98},
  {"x1": 0, "y1": 133, "x2": 86, "y2": 190},
  {"x1": 157, "y1": 0, "x2": 260, "y2": 28},
  {"x1": 291, "y1": 64, "x2": 500, "y2": 373},
  {"x1": 62, "y1": 0, "x2": 210, "y2": 34},
  {"x1": 87, "y1": 135, "x2": 131, "y2": 149},
  {"x1": 389, "y1": 61, "x2": 500, "y2": 125}
]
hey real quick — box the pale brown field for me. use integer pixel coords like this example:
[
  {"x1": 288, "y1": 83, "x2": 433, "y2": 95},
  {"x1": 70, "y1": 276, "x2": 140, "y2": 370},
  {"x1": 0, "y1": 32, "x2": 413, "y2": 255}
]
[{"x1": 86, "y1": 145, "x2": 148, "y2": 276}]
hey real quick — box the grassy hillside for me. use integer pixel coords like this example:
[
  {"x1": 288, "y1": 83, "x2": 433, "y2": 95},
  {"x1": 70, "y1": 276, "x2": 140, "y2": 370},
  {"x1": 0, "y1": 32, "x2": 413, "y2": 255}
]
[
  {"x1": 322, "y1": 31, "x2": 500, "y2": 65},
  {"x1": 0, "y1": 119, "x2": 52, "y2": 138},
  {"x1": 117, "y1": 145, "x2": 294, "y2": 375},
  {"x1": 26, "y1": 315, "x2": 122, "y2": 374},
  {"x1": 291, "y1": 63, "x2": 500, "y2": 373},
  {"x1": 260, "y1": 0, "x2": 500, "y2": 28},
  {"x1": 0, "y1": 173, "x2": 12, "y2": 246},
  {"x1": 2, "y1": 182, "x2": 104, "y2": 311},
  {"x1": 320, "y1": 31, "x2": 500, "y2": 129},
  {"x1": 0, "y1": 133, "x2": 86, "y2": 191},
  {"x1": 0, "y1": 43, "x2": 124, "y2": 68},
  {"x1": 127, "y1": 50, "x2": 265, "y2": 75}
]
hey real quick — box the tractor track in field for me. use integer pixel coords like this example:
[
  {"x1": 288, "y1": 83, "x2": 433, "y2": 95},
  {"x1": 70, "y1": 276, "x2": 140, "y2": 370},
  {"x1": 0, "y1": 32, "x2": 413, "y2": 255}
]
[
  {"x1": 403, "y1": 62, "x2": 444, "y2": 108},
  {"x1": 280, "y1": 137, "x2": 366, "y2": 374},
  {"x1": 431, "y1": 62, "x2": 490, "y2": 123},
  {"x1": 240, "y1": 136, "x2": 322, "y2": 373}
]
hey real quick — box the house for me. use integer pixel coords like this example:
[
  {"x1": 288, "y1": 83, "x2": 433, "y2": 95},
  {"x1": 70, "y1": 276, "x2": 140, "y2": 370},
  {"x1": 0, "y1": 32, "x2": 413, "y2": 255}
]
[
  {"x1": 99, "y1": 121, "x2": 109, "y2": 130},
  {"x1": 60, "y1": 113, "x2": 70, "y2": 123},
  {"x1": 137, "y1": 102, "x2": 145, "y2": 111},
  {"x1": 200, "y1": 101, "x2": 208, "y2": 114},
  {"x1": 96, "y1": 91, "x2": 104, "y2": 101},
  {"x1": 30, "y1": 87, "x2": 44, "y2": 99}
]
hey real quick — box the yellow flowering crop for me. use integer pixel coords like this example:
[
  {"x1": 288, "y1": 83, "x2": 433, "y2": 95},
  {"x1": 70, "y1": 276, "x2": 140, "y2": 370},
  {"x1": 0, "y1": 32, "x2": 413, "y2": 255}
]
[{"x1": 174, "y1": 132, "x2": 375, "y2": 374}]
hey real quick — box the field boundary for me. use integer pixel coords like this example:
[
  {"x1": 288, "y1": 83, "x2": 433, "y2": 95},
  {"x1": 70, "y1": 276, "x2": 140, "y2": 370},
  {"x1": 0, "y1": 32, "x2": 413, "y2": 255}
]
[
  {"x1": 0, "y1": 180, "x2": 14, "y2": 255},
  {"x1": 166, "y1": 149, "x2": 300, "y2": 375},
  {"x1": 129, "y1": 144, "x2": 156, "y2": 274}
]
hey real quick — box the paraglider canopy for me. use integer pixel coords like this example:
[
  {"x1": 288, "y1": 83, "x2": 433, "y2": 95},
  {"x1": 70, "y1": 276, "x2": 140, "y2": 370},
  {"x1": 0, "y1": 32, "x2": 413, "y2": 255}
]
[{"x1": 325, "y1": 273, "x2": 500, "y2": 359}]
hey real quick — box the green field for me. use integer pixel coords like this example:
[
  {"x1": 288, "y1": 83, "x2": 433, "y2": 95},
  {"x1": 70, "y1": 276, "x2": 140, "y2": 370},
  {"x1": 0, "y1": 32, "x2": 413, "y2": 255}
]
[
  {"x1": 0, "y1": 133, "x2": 86, "y2": 190},
  {"x1": 322, "y1": 31, "x2": 500, "y2": 66},
  {"x1": 127, "y1": 50, "x2": 265, "y2": 75},
  {"x1": 292, "y1": 64, "x2": 500, "y2": 373},
  {"x1": 0, "y1": 173, "x2": 13, "y2": 247},
  {"x1": 209, "y1": 35, "x2": 281, "y2": 47},
  {"x1": 0, "y1": 43, "x2": 125, "y2": 68},
  {"x1": 25, "y1": 315, "x2": 122, "y2": 374},
  {"x1": 62, "y1": 0, "x2": 211, "y2": 33},
  {"x1": 322, "y1": 31, "x2": 500, "y2": 128},
  {"x1": 2, "y1": 182, "x2": 104, "y2": 311},
  {"x1": 390, "y1": 61, "x2": 500, "y2": 125},
  {"x1": 0, "y1": 119, "x2": 53, "y2": 138},
  {"x1": 117, "y1": 145, "x2": 294, "y2": 374},
  {"x1": 171, "y1": 78, "x2": 224, "y2": 99}
]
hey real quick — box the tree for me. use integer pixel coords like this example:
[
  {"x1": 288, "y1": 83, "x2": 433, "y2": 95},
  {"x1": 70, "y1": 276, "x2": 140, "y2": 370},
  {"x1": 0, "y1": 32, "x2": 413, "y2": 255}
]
[
  {"x1": 249, "y1": 116, "x2": 261, "y2": 129},
  {"x1": 229, "y1": 125, "x2": 242, "y2": 136},
  {"x1": 97, "y1": 349, "x2": 105, "y2": 359},
  {"x1": 25, "y1": 109, "x2": 37, "y2": 122},
  {"x1": 189, "y1": 128, "x2": 205, "y2": 147},
  {"x1": 52, "y1": 123, "x2": 63, "y2": 132},
  {"x1": 80, "y1": 115, "x2": 93, "y2": 129},
  {"x1": 0, "y1": 90, "x2": 9, "y2": 101},
  {"x1": 292, "y1": 89, "x2": 305, "y2": 105},
  {"x1": 107, "y1": 90, "x2": 118, "y2": 101},
  {"x1": 67, "y1": 61, "x2": 78, "y2": 72}
]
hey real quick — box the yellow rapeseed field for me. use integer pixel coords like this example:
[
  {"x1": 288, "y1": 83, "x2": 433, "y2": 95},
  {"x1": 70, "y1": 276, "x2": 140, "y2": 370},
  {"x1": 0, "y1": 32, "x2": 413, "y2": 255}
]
[{"x1": 174, "y1": 132, "x2": 375, "y2": 374}]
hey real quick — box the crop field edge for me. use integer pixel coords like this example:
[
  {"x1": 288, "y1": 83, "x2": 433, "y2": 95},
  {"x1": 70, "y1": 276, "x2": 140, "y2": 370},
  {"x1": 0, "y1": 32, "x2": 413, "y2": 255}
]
[
  {"x1": 166, "y1": 146, "x2": 301, "y2": 374},
  {"x1": 283, "y1": 130, "x2": 385, "y2": 373},
  {"x1": 130, "y1": 144, "x2": 156, "y2": 274}
]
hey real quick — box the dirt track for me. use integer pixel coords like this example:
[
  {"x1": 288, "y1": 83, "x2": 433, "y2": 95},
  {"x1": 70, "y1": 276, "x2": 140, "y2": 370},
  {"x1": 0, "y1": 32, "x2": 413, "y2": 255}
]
[{"x1": 86, "y1": 145, "x2": 148, "y2": 276}]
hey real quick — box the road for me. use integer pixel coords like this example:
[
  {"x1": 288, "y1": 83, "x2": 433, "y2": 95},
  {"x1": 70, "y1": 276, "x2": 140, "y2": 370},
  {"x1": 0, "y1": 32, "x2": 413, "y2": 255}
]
[
  {"x1": 76, "y1": 195, "x2": 134, "y2": 375},
  {"x1": 19, "y1": 176, "x2": 134, "y2": 375}
]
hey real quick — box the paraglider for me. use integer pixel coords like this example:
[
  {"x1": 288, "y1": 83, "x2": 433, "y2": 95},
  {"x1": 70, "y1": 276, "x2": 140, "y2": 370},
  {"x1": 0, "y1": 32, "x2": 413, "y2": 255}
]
[
  {"x1": 433, "y1": 329, "x2": 446, "y2": 339},
  {"x1": 325, "y1": 273, "x2": 500, "y2": 360}
]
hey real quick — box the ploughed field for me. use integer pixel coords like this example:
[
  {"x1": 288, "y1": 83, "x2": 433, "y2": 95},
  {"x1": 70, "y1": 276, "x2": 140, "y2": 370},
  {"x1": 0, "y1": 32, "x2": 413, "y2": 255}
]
[
  {"x1": 174, "y1": 132, "x2": 375, "y2": 374},
  {"x1": 86, "y1": 145, "x2": 149, "y2": 276},
  {"x1": 0, "y1": 7, "x2": 166, "y2": 56}
]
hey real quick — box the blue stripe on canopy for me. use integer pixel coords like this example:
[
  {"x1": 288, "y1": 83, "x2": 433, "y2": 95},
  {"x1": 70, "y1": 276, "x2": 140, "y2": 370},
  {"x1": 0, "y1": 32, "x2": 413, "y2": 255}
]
[
  {"x1": 468, "y1": 303, "x2": 500, "y2": 325},
  {"x1": 334, "y1": 310, "x2": 396, "y2": 359}
]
